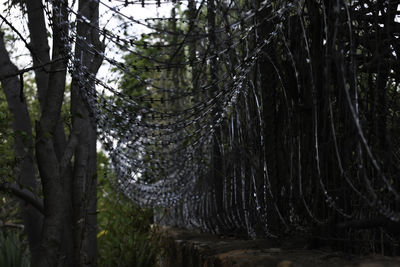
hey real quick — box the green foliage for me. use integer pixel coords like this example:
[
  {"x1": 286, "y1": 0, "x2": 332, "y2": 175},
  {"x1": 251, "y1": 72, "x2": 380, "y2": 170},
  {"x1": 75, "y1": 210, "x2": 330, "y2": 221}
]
[
  {"x1": 0, "y1": 88, "x2": 13, "y2": 181},
  {"x1": 0, "y1": 80, "x2": 37, "y2": 228},
  {"x1": 97, "y1": 152, "x2": 163, "y2": 267},
  {"x1": 0, "y1": 87, "x2": 30, "y2": 267},
  {"x1": 97, "y1": 8, "x2": 194, "y2": 266},
  {"x1": 0, "y1": 75, "x2": 41, "y2": 183},
  {"x1": 0, "y1": 230, "x2": 30, "y2": 267}
]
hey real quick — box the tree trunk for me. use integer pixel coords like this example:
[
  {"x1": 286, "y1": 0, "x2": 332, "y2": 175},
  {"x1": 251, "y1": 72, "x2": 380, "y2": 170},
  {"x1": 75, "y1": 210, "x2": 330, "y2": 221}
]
[
  {"x1": 0, "y1": 31, "x2": 43, "y2": 267},
  {"x1": 35, "y1": 1, "x2": 69, "y2": 265},
  {"x1": 25, "y1": 0, "x2": 74, "y2": 264},
  {"x1": 71, "y1": 1, "x2": 103, "y2": 265},
  {"x1": 1, "y1": 0, "x2": 103, "y2": 265}
]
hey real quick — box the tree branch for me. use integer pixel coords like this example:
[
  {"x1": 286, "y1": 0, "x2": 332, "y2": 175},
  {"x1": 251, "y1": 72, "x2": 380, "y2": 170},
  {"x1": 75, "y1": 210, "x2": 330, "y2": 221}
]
[
  {"x1": 0, "y1": 220, "x2": 24, "y2": 230},
  {"x1": 0, "y1": 15, "x2": 36, "y2": 60},
  {"x1": 0, "y1": 56, "x2": 67, "y2": 80},
  {"x1": 0, "y1": 182, "x2": 44, "y2": 214}
]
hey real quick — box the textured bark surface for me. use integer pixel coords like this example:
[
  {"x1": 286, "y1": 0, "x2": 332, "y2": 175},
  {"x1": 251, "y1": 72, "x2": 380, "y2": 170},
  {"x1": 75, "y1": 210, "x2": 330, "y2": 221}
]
[
  {"x1": 35, "y1": 0, "x2": 69, "y2": 265},
  {"x1": 25, "y1": 0, "x2": 74, "y2": 264},
  {"x1": 70, "y1": 1, "x2": 103, "y2": 265},
  {"x1": 1, "y1": 0, "x2": 102, "y2": 266},
  {"x1": 0, "y1": 31, "x2": 43, "y2": 266},
  {"x1": 25, "y1": 0, "x2": 51, "y2": 107}
]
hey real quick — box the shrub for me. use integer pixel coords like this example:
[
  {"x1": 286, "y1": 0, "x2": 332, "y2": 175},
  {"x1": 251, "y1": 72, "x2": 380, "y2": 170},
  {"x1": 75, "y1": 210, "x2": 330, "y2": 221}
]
[{"x1": 0, "y1": 230, "x2": 30, "y2": 267}]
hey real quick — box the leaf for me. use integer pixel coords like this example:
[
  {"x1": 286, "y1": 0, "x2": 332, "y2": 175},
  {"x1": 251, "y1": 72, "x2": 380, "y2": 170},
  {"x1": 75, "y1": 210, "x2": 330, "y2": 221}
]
[{"x1": 97, "y1": 229, "x2": 108, "y2": 238}]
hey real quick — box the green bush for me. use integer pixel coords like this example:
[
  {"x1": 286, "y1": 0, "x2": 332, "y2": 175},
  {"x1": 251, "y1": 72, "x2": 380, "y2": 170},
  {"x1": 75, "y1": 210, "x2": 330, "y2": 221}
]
[
  {"x1": 0, "y1": 230, "x2": 30, "y2": 267},
  {"x1": 97, "y1": 153, "x2": 163, "y2": 267}
]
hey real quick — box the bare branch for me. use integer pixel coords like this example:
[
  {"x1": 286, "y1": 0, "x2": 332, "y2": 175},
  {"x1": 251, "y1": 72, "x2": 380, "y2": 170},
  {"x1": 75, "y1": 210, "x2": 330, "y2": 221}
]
[
  {"x1": 0, "y1": 14, "x2": 37, "y2": 62},
  {"x1": 0, "y1": 56, "x2": 67, "y2": 80},
  {"x1": 0, "y1": 182, "x2": 44, "y2": 214},
  {"x1": 0, "y1": 220, "x2": 24, "y2": 230}
]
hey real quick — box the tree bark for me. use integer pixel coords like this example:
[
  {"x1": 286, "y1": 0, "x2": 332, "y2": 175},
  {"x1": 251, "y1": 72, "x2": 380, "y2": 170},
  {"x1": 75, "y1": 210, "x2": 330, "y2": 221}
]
[
  {"x1": 25, "y1": 0, "x2": 51, "y2": 107},
  {"x1": 34, "y1": 0, "x2": 69, "y2": 266},
  {"x1": 71, "y1": 1, "x2": 104, "y2": 265},
  {"x1": 25, "y1": 0, "x2": 75, "y2": 264},
  {"x1": 25, "y1": 0, "x2": 74, "y2": 261},
  {"x1": 0, "y1": 31, "x2": 43, "y2": 267}
]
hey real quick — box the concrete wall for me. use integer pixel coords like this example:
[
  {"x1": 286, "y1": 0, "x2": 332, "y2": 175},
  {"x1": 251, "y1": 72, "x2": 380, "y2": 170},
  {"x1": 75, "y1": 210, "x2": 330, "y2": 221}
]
[{"x1": 158, "y1": 228, "x2": 400, "y2": 267}]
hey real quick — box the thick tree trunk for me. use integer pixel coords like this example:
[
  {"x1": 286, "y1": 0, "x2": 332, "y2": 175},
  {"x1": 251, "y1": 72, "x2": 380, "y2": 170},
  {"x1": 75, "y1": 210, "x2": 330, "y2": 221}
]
[
  {"x1": 0, "y1": 31, "x2": 43, "y2": 267},
  {"x1": 25, "y1": 0, "x2": 74, "y2": 264},
  {"x1": 35, "y1": 0, "x2": 69, "y2": 265},
  {"x1": 71, "y1": 1, "x2": 103, "y2": 265},
  {"x1": 25, "y1": 0, "x2": 51, "y2": 107}
]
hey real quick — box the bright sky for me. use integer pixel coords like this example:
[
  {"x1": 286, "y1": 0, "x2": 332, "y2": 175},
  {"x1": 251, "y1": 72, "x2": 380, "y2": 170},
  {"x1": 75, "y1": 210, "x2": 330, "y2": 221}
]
[
  {"x1": 97, "y1": 1, "x2": 174, "y2": 90},
  {"x1": 0, "y1": 0, "x2": 175, "y2": 96},
  {"x1": 0, "y1": 0, "x2": 174, "y2": 154},
  {"x1": 0, "y1": 0, "x2": 173, "y2": 67}
]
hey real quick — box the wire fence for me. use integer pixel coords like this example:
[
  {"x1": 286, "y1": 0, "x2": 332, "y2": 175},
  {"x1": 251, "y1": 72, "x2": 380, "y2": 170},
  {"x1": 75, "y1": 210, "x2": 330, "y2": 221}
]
[{"x1": 3, "y1": 0, "x2": 400, "y2": 255}]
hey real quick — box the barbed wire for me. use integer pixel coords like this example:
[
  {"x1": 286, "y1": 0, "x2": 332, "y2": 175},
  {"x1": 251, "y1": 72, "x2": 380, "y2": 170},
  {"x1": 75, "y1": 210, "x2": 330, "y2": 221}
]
[{"x1": 2, "y1": 0, "x2": 400, "y2": 252}]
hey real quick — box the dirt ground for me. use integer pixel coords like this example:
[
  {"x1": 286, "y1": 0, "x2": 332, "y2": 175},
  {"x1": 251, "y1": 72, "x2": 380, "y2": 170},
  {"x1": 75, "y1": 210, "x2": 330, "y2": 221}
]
[{"x1": 159, "y1": 227, "x2": 400, "y2": 267}]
